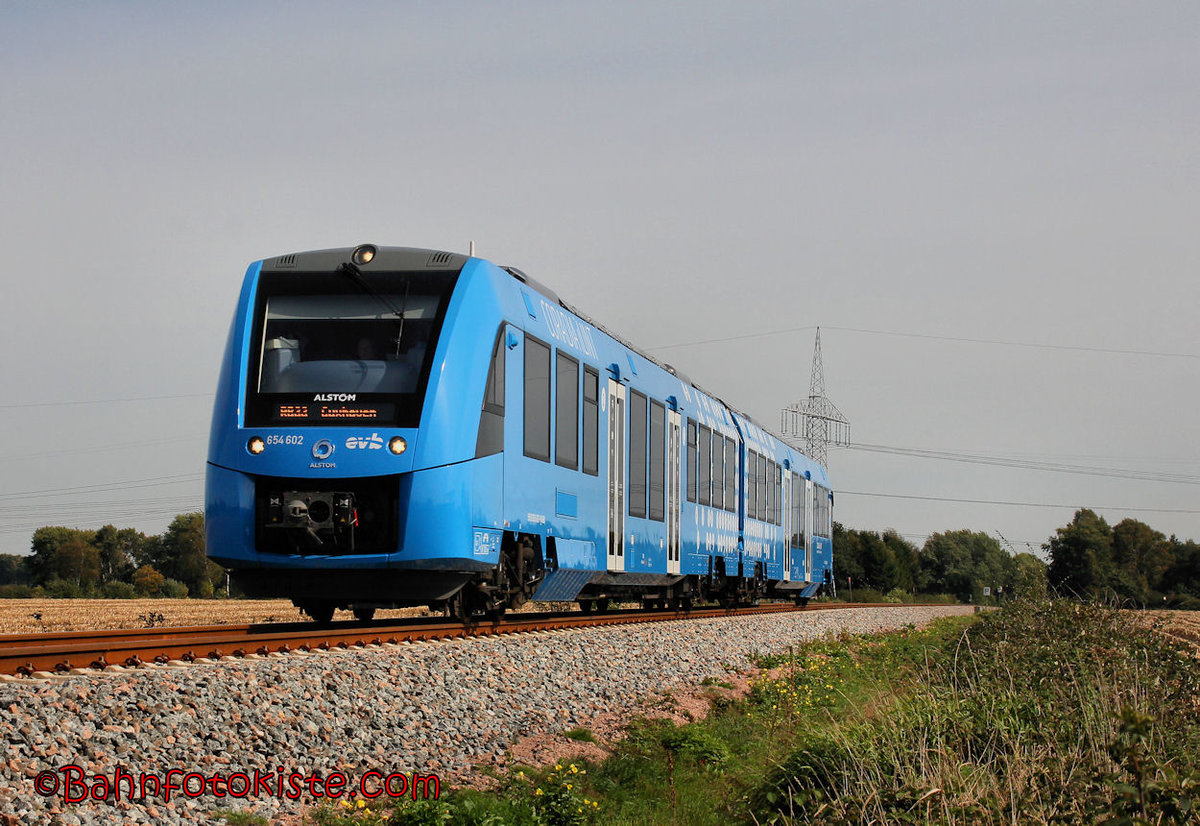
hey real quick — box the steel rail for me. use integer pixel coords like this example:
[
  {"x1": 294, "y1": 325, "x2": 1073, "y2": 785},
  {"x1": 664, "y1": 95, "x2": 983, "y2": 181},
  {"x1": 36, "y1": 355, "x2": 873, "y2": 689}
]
[{"x1": 0, "y1": 602, "x2": 897, "y2": 678}]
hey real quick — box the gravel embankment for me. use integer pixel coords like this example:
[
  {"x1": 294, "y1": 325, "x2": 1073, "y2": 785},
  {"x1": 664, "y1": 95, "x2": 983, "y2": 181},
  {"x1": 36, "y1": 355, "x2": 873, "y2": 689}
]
[{"x1": 0, "y1": 605, "x2": 974, "y2": 824}]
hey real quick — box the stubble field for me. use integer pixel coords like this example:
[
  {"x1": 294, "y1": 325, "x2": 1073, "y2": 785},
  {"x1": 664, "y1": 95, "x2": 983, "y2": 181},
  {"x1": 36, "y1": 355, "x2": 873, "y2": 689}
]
[{"x1": 0, "y1": 599, "x2": 433, "y2": 633}]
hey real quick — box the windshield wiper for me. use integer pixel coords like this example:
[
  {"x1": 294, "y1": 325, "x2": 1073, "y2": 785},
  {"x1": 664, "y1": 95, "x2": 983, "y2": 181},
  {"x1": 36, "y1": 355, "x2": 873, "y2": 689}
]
[{"x1": 336, "y1": 262, "x2": 410, "y2": 355}]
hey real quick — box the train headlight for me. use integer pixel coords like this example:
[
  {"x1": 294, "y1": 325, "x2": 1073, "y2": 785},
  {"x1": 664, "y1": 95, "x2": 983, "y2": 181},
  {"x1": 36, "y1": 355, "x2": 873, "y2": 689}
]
[
  {"x1": 247, "y1": 436, "x2": 266, "y2": 455},
  {"x1": 352, "y1": 244, "x2": 377, "y2": 265},
  {"x1": 388, "y1": 436, "x2": 407, "y2": 455}
]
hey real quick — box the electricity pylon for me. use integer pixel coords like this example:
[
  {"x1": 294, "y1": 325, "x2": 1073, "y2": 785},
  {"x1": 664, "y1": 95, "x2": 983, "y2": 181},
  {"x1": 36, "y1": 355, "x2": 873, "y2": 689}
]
[{"x1": 780, "y1": 328, "x2": 850, "y2": 467}]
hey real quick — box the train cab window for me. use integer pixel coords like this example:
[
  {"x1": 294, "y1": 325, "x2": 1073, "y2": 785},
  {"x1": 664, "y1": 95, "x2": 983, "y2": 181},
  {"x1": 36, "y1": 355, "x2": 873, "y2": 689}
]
[
  {"x1": 555, "y1": 352, "x2": 579, "y2": 470},
  {"x1": 246, "y1": 269, "x2": 458, "y2": 427},
  {"x1": 724, "y1": 437, "x2": 737, "y2": 512},
  {"x1": 582, "y1": 367, "x2": 599, "y2": 476},
  {"x1": 475, "y1": 327, "x2": 505, "y2": 457},
  {"x1": 686, "y1": 419, "x2": 698, "y2": 503},
  {"x1": 649, "y1": 400, "x2": 665, "y2": 521},
  {"x1": 698, "y1": 424, "x2": 712, "y2": 507},
  {"x1": 791, "y1": 472, "x2": 806, "y2": 550},
  {"x1": 628, "y1": 390, "x2": 648, "y2": 518},
  {"x1": 523, "y1": 337, "x2": 551, "y2": 462}
]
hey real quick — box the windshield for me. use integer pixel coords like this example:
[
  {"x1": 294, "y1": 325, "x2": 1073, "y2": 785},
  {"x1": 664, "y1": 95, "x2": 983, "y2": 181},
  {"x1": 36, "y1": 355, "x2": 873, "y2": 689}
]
[{"x1": 245, "y1": 270, "x2": 458, "y2": 427}]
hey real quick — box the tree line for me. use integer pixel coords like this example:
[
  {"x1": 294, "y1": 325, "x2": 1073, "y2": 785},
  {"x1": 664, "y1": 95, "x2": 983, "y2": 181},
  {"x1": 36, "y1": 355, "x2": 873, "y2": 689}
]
[
  {"x1": 0, "y1": 513, "x2": 225, "y2": 599},
  {"x1": 834, "y1": 510, "x2": 1200, "y2": 609},
  {"x1": 1045, "y1": 508, "x2": 1200, "y2": 608},
  {"x1": 2, "y1": 508, "x2": 1198, "y2": 607},
  {"x1": 832, "y1": 524, "x2": 1048, "y2": 604}
]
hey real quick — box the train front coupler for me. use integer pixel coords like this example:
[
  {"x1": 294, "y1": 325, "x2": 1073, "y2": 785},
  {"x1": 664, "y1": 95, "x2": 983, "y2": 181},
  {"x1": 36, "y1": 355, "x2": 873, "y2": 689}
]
[{"x1": 263, "y1": 490, "x2": 357, "y2": 552}]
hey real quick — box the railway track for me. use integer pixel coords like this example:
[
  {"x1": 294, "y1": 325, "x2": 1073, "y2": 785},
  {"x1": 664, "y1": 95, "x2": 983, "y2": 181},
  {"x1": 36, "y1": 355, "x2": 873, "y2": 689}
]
[{"x1": 0, "y1": 602, "x2": 895, "y2": 678}]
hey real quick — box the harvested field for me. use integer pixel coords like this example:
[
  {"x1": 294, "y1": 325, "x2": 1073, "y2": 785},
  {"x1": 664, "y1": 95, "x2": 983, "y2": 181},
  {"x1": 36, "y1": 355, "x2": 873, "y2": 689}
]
[
  {"x1": 1145, "y1": 609, "x2": 1200, "y2": 652},
  {"x1": 0, "y1": 598, "x2": 580, "y2": 634},
  {"x1": 0, "y1": 599, "x2": 434, "y2": 634}
]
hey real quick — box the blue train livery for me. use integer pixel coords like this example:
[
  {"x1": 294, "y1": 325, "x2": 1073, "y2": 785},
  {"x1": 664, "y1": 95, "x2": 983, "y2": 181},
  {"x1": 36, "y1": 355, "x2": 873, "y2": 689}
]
[{"x1": 205, "y1": 245, "x2": 833, "y2": 621}]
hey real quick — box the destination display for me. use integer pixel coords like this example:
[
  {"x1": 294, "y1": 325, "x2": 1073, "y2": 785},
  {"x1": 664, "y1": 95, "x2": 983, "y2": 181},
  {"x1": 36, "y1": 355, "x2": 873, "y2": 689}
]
[{"x1": 272, "y1": 402, "x2": 395, "y2": 423}]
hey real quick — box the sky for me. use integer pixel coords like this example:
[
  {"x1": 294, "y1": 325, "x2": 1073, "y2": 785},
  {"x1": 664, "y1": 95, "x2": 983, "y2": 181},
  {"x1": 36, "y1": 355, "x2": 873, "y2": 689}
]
[{"x1": 1, "y1": 2, "x2": 1197, "y2": 559}]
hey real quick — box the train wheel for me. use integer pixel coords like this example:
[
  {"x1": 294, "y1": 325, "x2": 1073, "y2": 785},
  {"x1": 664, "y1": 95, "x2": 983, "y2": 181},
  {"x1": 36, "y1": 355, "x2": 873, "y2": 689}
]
[
  {"x1": 595, "y1": 598, "x2": 610, "y2": 613},
  {"x1": 446, "y1": 591, "x2": 469, "y2": 621},
  {"x1": 301, "y1": 602, "x2": 335, "y2": 623},
  {"x1": 578, "y1": 600, "x2": 595, "y2": 615},
  {"x1": 352, "y1": 606, "x2": 376, "y2": 622}
]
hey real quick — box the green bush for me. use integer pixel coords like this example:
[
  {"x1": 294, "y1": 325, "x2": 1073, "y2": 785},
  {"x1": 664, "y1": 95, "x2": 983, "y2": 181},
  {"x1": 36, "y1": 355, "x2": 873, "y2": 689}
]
[
  {"x1": 0, "y1": 584, "x2": 34, "y2": 599},
  {"x1": 660, "y1": 725, "x2": 732, "y2": 769},
  {"x1": 161, "y1": 579, "x2": 189, "y2": 599},
  {"x1": 101, "y1": 581, "x2": 136, "y2": 599},
  {"x1": 42, "y1": 578, "x2": 83, "y2": 598}
]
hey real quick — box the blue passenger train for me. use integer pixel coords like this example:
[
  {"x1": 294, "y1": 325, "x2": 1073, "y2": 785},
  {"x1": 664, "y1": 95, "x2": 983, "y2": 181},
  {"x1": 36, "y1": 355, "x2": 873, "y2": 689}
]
[{"x1": 205, "y1": 245, "x2": 833, "y2": 622}]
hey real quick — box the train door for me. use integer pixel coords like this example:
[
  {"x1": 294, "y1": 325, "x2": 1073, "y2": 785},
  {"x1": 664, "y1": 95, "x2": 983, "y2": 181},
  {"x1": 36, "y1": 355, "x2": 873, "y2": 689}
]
[
  {"x1": 805, "y1": 479, "x2": 814, "y2": 580},
  {"x1": 606, "y1": 380, "x2": 626, "y2": 572},
  {"x1": 666, "y1": 409, "x2": 681, "y2": 575},
  {"x1": 782, "y1": 472, "x2": 791, "y2": 582}
]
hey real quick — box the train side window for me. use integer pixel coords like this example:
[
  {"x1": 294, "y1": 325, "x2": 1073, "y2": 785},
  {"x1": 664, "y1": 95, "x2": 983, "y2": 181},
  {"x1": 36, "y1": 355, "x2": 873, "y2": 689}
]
[
  {"x1": 766, "y1": 460, "x2": 776, "y2": 525},
  {"x1": 698, "y1": 424, "x2": 711, "y2": 507},
  {"x1": 475, "y1": 326, "x2": 505, "y2": 458},
  {"x1": 776, "y1": 463, "x2": 784, "y2": 526},
  {"x1": 724, "y1": 437, "x2": 736, "y2": 512},
  {"x1": 791, "y1": 472, "x2": 805, "y2": 549},
  {"x1": 628, "y1": 390, "x2": 648, "y2": 518},
  {"x1": 747, "y1": 451, "x2": 757, "y2": 519},
  {"x1": 523, "y1": 336, "x2": 551, "y2": 462},
  {"x1": 554, "y1": 352, "x2": 579, "y2": 470},
  {"x1": 582, "y1": 367, "x2": 599, "y2": 476},
  {"x1": 713, "y1": 430, "x2": 724, "y2": 512},
  {"x1": 813, "y1": 484, "x2": 830, "y2": 538},
  {"x1": 756, "y1": 454, "x2": 767, "y2": 522},
  {"x1": 686, "y1": 419, "x2": 697, "y2": 503},
  {"x1": 649, "y1": 400, "x2": 665, "y2": 521}
]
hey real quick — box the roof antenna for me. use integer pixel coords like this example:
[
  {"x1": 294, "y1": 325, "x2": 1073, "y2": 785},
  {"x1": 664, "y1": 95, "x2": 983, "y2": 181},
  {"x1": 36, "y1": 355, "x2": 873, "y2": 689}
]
[{"x1": 469, "y1": 241, "x2": 476, "y2": 257}]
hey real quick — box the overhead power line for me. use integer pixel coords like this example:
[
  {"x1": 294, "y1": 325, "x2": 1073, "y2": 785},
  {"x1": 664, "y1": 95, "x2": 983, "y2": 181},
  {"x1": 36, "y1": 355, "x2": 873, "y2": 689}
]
[
  {"x1": 0, "y1": 473, "x2": 204, "y2": 501},
  {"x1": 848, "y1": 442, "x2": 1200, "y2": 485},
  {"x1": 0, "y1": 392, "x2": 212, "y2": 411},
  {"x1": 839, "y1": 489, "x2": 1200, "y2": 516},
  {"x1": 649, "y1": 324, "x2": 1200, "y2": 360}
]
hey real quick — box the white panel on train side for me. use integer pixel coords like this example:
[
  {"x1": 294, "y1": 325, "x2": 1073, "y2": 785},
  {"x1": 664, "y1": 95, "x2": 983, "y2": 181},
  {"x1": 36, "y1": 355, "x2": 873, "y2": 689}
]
[
  {"x1": 606, "y1": 380, "x2": 626, "y2": 573},
  {"x1": 667, "y1": 409, "x2": 682, "y2": 575}
]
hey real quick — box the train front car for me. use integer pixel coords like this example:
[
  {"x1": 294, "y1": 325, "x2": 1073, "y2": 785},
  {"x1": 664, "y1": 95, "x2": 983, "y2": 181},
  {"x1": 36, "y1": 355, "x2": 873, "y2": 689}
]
[{"x1": 206, "y1": 245, "x2": 502, "y2": 622}]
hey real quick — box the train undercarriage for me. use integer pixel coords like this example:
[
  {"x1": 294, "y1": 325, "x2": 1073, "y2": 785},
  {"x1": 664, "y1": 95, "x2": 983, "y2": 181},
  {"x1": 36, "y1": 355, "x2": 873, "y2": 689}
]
[{"x1": 240, "y1": 531, "x2": 822, "y2": 624}]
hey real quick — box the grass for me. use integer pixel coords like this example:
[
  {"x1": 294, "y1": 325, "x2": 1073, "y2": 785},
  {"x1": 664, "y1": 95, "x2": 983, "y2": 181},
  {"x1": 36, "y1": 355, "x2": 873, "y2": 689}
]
[
  {"x1": 750, "y1": 601, "x2": 1200, "y2": 824},
  {"x1": 564, "y1": 727, "x2": 598, "y2": 743},
  {"x1": 246, "y1": 601, "x2": 1200, "y2": 824}
]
